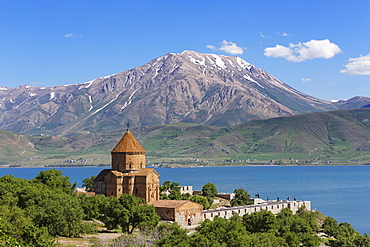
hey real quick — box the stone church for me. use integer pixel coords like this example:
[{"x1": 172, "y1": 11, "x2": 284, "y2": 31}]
[{"x1": 93, "y1": 128, "x2": 160, "y2": 203}]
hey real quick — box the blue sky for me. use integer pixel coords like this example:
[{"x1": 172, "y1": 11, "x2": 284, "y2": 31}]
[{"x1": 0, "y1": 0, "x2": 369, "y2": 101}]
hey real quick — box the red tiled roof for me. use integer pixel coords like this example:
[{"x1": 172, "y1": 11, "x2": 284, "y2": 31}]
[{"x1": 111, "y1": 130, "x2": 146, "y2": 153}]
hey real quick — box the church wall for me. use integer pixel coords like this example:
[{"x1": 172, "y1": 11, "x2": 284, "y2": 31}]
[
  {"x1": 105, "y1": 174, "x2": 123, "y2": 197},
  {"x1": 112, "y1": 153, "x2": 146, "y2": 173},
  {"x1": 94, "y1": 181, "x2": 106, "y2": 195},
  {"x1": 134, "y1": 176, "x2": 148, "y2": 201}
]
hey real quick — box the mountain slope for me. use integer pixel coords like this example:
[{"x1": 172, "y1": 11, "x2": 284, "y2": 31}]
[
  {"x1": 0, "y1": 51, "x2": 336, "y2": 136},
  {"x1": 2, "y1": 108, "x2": 370, "y2": 166}
]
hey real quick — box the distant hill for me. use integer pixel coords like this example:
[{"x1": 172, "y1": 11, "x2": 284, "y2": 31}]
[{"x1": 2, "y1": 108, "x2": 370, "y2": 167}]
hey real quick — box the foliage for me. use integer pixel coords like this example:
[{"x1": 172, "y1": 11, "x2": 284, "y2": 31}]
[
  {"x1": 191, "y1": 216, "x2": 251, "y2": 246},
  {"x1": 230, "y1": 188, "x2": 251, "y2": 206},
  {"x1": 155, "y1": 222, "x2": 191, "y2": 247},
  {"x1": 160, "y1": 181, "x2": 182, "y2": 200},
  {"x1": 34, "y1": 169, "x2": 76, "y2": 194},
  {"x1": 202, "y1": 182, "x2": 218, "y2": 204},
  {"x1": 101, "y1": 194, "x2": 160, "y2": 234},
  {"x1": 82, "y1": 175, "x2": 97, "y2": 192},
  {"x1": 322, "y1": 217, "x2": 370, "y2": 247},
  {"x1": 190, "y1": 195, "x2": 210, "y2": 210},
  {"x1": 0, "y1": 171, "x2": 95, "y2": 246},
  {"x1": 80, "y1": 194, "x2": 110, "y2": 220},
  {"x1": 243, "y1": 210, "x2": 277, "y2": 233}
]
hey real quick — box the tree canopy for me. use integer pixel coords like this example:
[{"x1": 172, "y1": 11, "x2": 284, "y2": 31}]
[{"x1": 230, "y1": 188, "x2": 252, "y2": 206}]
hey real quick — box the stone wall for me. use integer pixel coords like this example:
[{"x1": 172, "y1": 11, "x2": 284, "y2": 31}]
[{"x1": 203, "y1": 200, "x2": 311, "y2": 221}]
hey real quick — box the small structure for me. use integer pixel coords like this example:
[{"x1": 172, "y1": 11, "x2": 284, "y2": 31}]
[
  {"x1": 149, "y1": 200, "x2": 203, "y2": 226},
  {"x1": 94, "y1": 128, "x2": 160, "y2": 203}
]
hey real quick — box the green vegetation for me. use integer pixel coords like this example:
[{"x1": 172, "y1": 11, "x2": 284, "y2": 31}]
[
  {"x1": 231, "y1": 188, "x2": 252, "y2": 206},
  {"x1": 1, "y1": 172, "x2": 369, "y2": 246},
  {"x1": 159, "y1": 181, "x2": 214, "y2": 209},
  {"x1": 0, "y1": 170, "x2": 159, "y2": 246},
  {"x1": 3, "y1": 109, "x2": 370, "y2": 167},
  {"x1": 82, "y1": 175, "x2": 97, "y2": 191},
  {"x1": 201, "y1": 182, "x2": 218, "y2": 205},
  {"x1": 87, "y1": 208, "x2": 370, "y2": 247}
]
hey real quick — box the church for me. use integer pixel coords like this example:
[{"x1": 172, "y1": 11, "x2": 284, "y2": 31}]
[
  {"x1": 93, "y1": 127, "x2": 160, "y2": 203},
  {"x1": 93, "y1": 127, "x2": 204, "y2": 226}
]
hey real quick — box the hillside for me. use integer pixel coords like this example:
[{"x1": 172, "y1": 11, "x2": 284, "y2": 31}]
[
  {"x1": 0, "y1": 50, "x2": 339, "y2": 136},
  {"x1": 2, "y1": 108, "x2": 370, "y2": 167}
]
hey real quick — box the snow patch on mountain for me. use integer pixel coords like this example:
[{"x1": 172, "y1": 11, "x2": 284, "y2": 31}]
[
  {"x1": 79, "y1": 80, "x2": 94, "y2": 90},
  {"x1": 236, "y1": 57, "x2": 251, "y2": 69},
  {"x1": 121, "y1": 87, "x2": 141, "y2": 110},
  {"x1": 243, "y1": 75, "x2": 264, "y2": 88},
  {"x1": 211, "y1": 54, "x2": 226, "y2": 69},
  {"x1": 50, "y1": 92, "x2": 55, "y2": 100}
]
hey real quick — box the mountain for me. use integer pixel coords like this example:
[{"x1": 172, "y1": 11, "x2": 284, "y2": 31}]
[
  {"x1": 333, "y1": 96, "x2": 370, "y2": 110},
  {"x1": 0, "y1": 50, "x2": 340, "y2": 136},
  {"x1": 2, "y1": 108, "x2": 370, "y2": 167}
]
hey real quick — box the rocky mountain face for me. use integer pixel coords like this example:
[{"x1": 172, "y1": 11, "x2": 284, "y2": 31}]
[
  {"x1": 0, "y1": 51, "x2": 365, "y2": 136},
  {"x1": 333, "y1": 96, "x2": 370, "y2": 110}
]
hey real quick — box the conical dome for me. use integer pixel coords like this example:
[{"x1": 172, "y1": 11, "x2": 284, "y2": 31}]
[{"x1": 111, "y1": 130, "x2": 146, "y2": 153}]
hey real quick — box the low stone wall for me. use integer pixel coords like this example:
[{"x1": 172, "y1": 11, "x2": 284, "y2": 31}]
[{"x1": 203, "y1": 200, "x2": 311, "y2": 221}]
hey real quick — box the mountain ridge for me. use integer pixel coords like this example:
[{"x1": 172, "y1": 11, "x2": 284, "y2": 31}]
[{"x1": 0, "y1": 50, "x2": 368, "y2": 136}]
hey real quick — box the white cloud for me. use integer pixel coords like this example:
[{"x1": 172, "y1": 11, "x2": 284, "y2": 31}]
[
  {"x1": 206, "y1": 40, "x2": 244, "y2": 55},
  {"x1": 65, "y1": 33, "x2": 75, "y2": 38},
  {"x1": 260, "y1": 32, "x2": 271, "y2": 38},
  {"x1": 278, "y1": 32, "x2": 290, "y2": 37},
  {"x1": 219, "y1": 41, "x2": 244, "y2": 55},
  {"x1": 340, "y1": 53, "x2": 370, "y2": 76},
  {"x1": 302, "y1": 78, "x2": 311, "y2": 82},
  {"x1": 206, "y1": 45, "x2": 216, "y2": 51},
  {"x1": 264, "y1": 39, "x2": 342, "y2": 62}
]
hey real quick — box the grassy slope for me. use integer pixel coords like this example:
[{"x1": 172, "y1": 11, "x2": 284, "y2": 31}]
[{"x1": 1, "y1": 109, "x2": 370, "y2": 166}]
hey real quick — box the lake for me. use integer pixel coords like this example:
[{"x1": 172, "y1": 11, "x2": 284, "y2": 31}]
[{"x1": 1, "y1": 165, "x2": 369, "y2": 234}]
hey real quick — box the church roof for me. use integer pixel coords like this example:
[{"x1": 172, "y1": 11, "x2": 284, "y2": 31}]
[
  {"x1": 135, "y1": 168, "x2": 159, "y2": 176},
  {"x1": 94, "y1": 169, "x2": 113, "y2": 181},
  {"x1": 149, "y1": 200, "x2": 203, "y2": 209},
  {"x1": 111, "y1": 130, "x2": 146, "y2": 153}
]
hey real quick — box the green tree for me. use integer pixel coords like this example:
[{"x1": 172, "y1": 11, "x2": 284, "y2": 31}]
[
  {"x1": 322, "y1": 216, "x2": 338, "y2": 237},
  {"x1": 300, "y1": 233, "x2": 321, "y2": 247},
  {"x1": 191, "y1": 216, "x2": 251, "y2": 246},
  {"x1": 202, "y1": 182, "x2": 218, "y2": 204},
  {"x1": 17, "y1": 184, "x2": 91, "y2": 237},
  {"x1": 34, "y1": 169, "x2": 76, "y2": 194},
  {"x1": 160, "y1": 181, "x2": 182, "y2": 200},
  {"x1": 242, "y1": 210, "x2": 277, "y2": 233},
  {"x1": 249, "y1": 232, "x2": 288, "y2": 247},
  {"x1": 102, "y1": 194, "x2": 160, "y2": 234},
  {"x1": 190, "y1": 195, "x2": 210, "y2": 209},
  {"x1": 80, "y1": 194, "x2": 110, "y2": 220},
  {"x1": 230, "y1": 188, "x2": 251, "y2": 206},
  {"x1": 155, "y1": 222, "x2": 191, "y2": 247},
  {"x1": 82, "y1": 175, "x2": 97, "y2": 192}
]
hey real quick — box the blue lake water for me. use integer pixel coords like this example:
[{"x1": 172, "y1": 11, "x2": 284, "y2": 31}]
[{"x1": 1, "y1": 166, "x2": 369, "y2": 234}]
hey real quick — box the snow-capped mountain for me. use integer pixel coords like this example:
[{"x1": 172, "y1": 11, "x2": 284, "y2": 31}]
[{"x1": 0, "y1": 50, "x2": 361, "y2": 136}]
